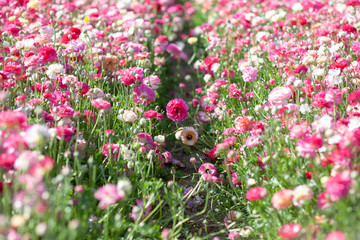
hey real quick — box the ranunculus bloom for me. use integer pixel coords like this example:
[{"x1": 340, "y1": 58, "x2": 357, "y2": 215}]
[
  {"x1": 101, "y1": 143, "x2": 120, "y2": 160},
  {"x1": 293, "y1": 185, "x2": 313, "y2": 206},
  {"x1": 133, "y1": 83, "x2": 156, "y2": 106},
  {"x1": 271, "y1": 189, "x2": 294, "y2": 209},
  {"x1": 134, "y1": 133, "x2": 154, "y2": 152},
  {"x1": 91, "y1": 98, "x2": 112, "y2": 110},
  {"x1": 166, "y1": 98, "x2": 189, "y2": 122},
  {"x1": 326, "y1": 173, "x2": 352, "y2": 202},
  {"x1": 117, "y1": 110, "x2": 138, "y2": 123},
  {"x1": 235, "y1": 116, "x2": 252, "y2": 133},
  {"x1": 56, "y1": 126, "x2": 75, "y2": 141},
  {"x1": 295, "y1": 134, "x2": 323, "y2": 158},
  {"x1": 268, "y1": 87, "x2": 292, "y2": 105},
  {"x1": 324, "y1": 231, "x2": 346, "y2": 240},
  {"x1": 94, "y1": 184, "x2": 124, "y2": 209},
  {"x1": 278, "y1": 223, "x2": 301, "y2": 239},
  {"x1": 180, "y1": 127, "x2": 198, "y2": 146},
  {"x1": 246, "y1": 187, "x2": 267, "y2": 201},
  {"x1": 198, "y1": 163, "x2": 222, "y2": 182}
]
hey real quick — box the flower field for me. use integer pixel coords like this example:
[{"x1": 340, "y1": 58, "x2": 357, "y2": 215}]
[{"x1": 1, "y1": 0, "x2": 360, "y2": 239}]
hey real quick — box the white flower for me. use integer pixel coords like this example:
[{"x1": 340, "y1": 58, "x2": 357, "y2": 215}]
[
  {"x1": 154, "y1": 135, "x2": 165, "y2": 143},
  {"x1": 25, "y1": 124, "x2": 50, "y2": 148},
  {"x1": 46, "y1": 63, "x2": 65, "y2": 79},
  {"x1": 299, "y1": 104, "x2": 311, "y2": 114},
  {"x1": 117, "y1": 180, "x2": 132, "y2": 193},
  {"x1": 348, "y1": 117, "x2": 360, "y2": 131},
  {"x1": 24, "y1": 39, "x2": 36, "y2": 51},
  {"x1": 117, "y1": 110, "x2": 138, "y2": 123}
]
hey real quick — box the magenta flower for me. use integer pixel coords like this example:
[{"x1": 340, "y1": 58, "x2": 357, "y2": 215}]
[
  {"x1": 326, "y1": 173, "x2": 352, "y2": 202},
  {"x1": 166, "y1": 98, "x2": 189, "y2": 122},
  {"x1": 94, "y1": 184, "x2": 124, "y2": 209},
  {"x1": 133, "y1": 83, "x2": 156, "y2": 106}
]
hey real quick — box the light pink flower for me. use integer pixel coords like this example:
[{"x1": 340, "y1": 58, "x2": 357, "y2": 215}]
[
  {"x1": 91, "y1": 98, "x2": 112, "y2": 110},
  {"x1": 268, "y1": 87, "x2": 292, "y2": 105},
  {"x1": 324, "y1": 231, "x2": 346, "y2": 240},
  {"x1": 94, "y1": 184, "x2": 124, "y2": 209},
  {"x1": 241, "y1": 66, "x2": 258, "y2": 82},
  {"x1": 271, "y1": 189, "x2": 294, "y2": 209}
]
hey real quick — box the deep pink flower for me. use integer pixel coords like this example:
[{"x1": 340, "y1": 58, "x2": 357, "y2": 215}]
[
  {"x1": 91, "y1": 98, "x2": 112, "y2": 110},
  {"x1": 295, "y1": 134, "x2": 323, "y2": 158},
  {"x1": 101, "y1": 143, "x2": 120, "y2": 160},
  {"x1": 278, "y1": 223, "x2": 302, "y2": 239},
  {"x1": 133, "y1": 83, "x2": 156, "y2": 106},
  {"x1": 166, "y1": 98, "x2": 189, "y2": 122},
  {"x1": 246, "y1": 187, "x2": 267, "y2": 201},
  {"x1": 121, "y1": 67, "x2": 144, "y2": 85},
  {"x1": 94, "y1": 184, "x2": 124, "y2": 209},
  {"x1": 56, "y1": 126, "x2": 75, "y2": 141},
  {"x1": 326, "y1": 173, "x2": 352, "y2": 202}
]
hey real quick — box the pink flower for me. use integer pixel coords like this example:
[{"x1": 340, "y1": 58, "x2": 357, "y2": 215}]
[
  {"x1": 241, "y1": 66, "x2": 258, "y2": 82},
  {"x1": 271, "y1": 189, "x2": 294, "y2": 209},
  {"x1": 101, "y1": 143, "x2": 120, "y2": 160},
  {"x1": 94, "y1": 184, "x2": 124, "y2": 209},
  {"x1": 129, "y1": 199, "x2": 152, "y2": 221},
  {"x1": 0, "y1": 111, "x2": 27, "y2": 130},
  {"x1": 166, "y1": 43, "x2": 181, "y2": 56},
  {"x1": 317, "y1": 192, "x2": 331, "y2": 209},
  {"x1": 326, "y1": 173, "x2": 352, "y2": 202},
  {"x1": 228, "y1": 231, "x2": 240, "y2": 240},
  {"x1": 166, "y1": 99, "x2": 189, "y2": 122},
  {"x1": 268, "y1": 87, "x2": 292, "y2": 105},
  {"x1": 134, "y1": 133, "x2": 154, "y2": 152},
  {"x1": 295, "y1": 134, "x2": 323, "y2": 158},
  {"x1": 133, "y1": 83, "x2": 156, "y2": 106},
  {"x1": 198, "y1": 163, "x2": 217, "y2": 180},
  {"x1": 91, "y1": 98, "x2": 112, "y2": 110},
  {"x1": 197, "y1": 111, "x2": 211, "y2": 123},
  {"x1": 55, "y1": 105, "x2": 74, "y2": 119},
  {"x1": 56, "y1": 126, "x2": 75, "y2": 141},
  {"x1": 121, "y1": 67, "x2": 144, "y2": 85},
  {"x1": 246, "y1": 187, "x2": 267, "y2": 201},
  {"x1": 324, "y1": 231, "x2": 346, "y2": 240},
  {"x1": 352, "y1": 41, "x2": 360, "y2": 55},
  {"x1": 278, "y1": 223, "x2": 302, "y2": 239}
]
